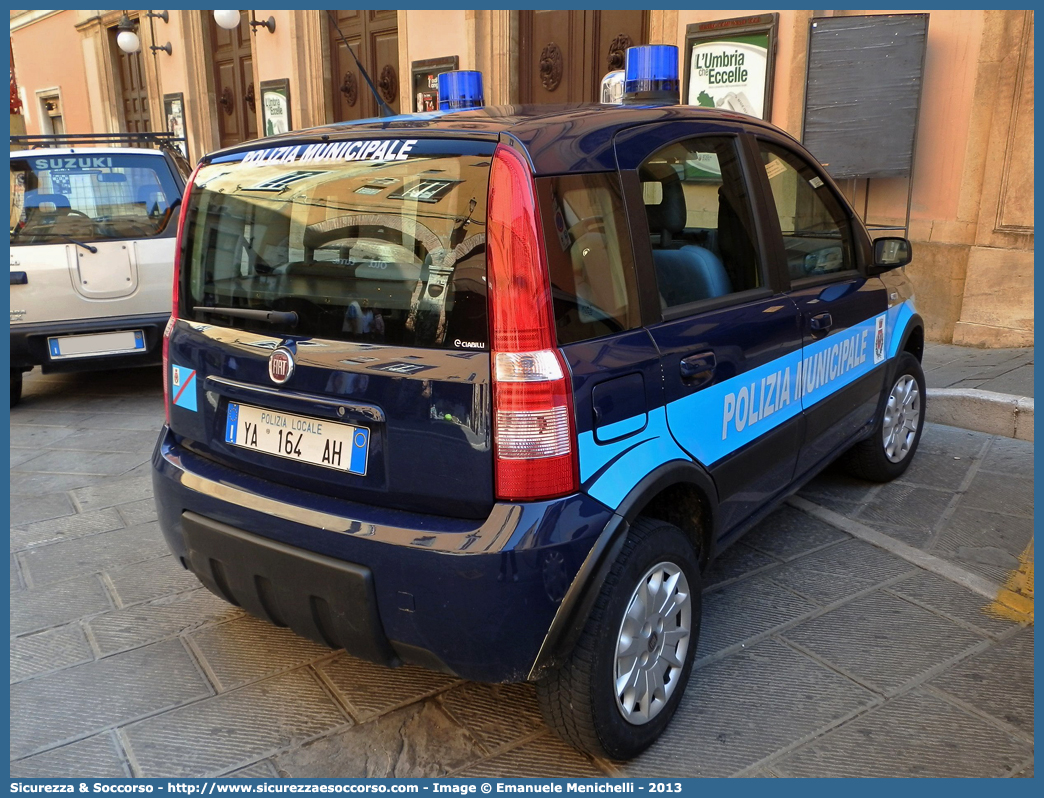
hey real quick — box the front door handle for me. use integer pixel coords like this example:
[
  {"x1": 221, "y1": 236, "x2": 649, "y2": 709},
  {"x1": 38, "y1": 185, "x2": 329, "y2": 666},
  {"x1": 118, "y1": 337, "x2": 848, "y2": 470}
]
[
  {"x1": 680, "y1": 351, "x2": 716, "y2": 389},
  {"x1": 809, "y1": 312, "x2": 833, "y2": 336}
]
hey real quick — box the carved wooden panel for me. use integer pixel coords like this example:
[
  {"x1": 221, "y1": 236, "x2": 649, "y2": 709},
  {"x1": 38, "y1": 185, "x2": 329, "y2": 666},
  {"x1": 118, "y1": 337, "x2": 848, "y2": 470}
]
[
  {"x1": 519, "y1": 10, "x2": 647, "y2": 104},
  {"x1": 329, "y1": 9, "x2": 399, "y2": 121}
]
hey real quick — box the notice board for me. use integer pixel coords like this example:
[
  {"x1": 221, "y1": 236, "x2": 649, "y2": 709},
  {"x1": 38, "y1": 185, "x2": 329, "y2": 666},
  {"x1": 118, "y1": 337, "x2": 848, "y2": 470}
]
[{"x1": 801, "y1": 14, "x2": 929, "y2": 179}]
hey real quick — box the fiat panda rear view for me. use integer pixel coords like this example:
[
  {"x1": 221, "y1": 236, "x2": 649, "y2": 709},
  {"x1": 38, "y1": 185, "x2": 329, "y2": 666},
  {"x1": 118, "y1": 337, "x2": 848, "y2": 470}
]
[{"x1": 168, "y1": 138, "x2": 499, "y2": 517}]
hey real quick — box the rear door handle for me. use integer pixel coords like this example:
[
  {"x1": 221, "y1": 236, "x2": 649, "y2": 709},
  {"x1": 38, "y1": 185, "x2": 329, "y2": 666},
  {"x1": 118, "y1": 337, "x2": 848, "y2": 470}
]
[
  {"x1": 680, "y1": 351, "x2": 716, "y2": 389},
  {"x1": 809, "y1": 312, "x2": 833, "y2": 335}
]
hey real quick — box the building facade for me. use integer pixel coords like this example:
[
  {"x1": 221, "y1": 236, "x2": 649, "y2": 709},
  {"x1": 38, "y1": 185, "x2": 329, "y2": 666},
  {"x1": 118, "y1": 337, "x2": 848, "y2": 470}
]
[{"x1": 9, "y1": 9, "x2": 1034, "y2": 347}]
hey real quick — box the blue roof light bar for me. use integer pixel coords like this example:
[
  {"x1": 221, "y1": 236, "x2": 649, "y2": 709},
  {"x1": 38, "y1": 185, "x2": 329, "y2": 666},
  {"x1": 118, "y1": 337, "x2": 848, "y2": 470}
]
[{"x1": 438, "y1": 70, "x2": 485, "y2": 111}]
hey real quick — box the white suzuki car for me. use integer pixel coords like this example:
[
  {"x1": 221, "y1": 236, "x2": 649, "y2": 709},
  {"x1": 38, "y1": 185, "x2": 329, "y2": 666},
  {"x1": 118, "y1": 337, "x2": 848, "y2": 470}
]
[{"x1": 9, "y1": 134, "x2": 188, "y2": 405}]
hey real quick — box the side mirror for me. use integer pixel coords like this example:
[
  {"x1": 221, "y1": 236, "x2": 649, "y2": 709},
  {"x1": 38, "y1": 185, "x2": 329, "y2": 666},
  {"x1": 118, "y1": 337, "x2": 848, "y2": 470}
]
[{"x1": 869, "y1": 237, "x2": 912, "y2": 274}]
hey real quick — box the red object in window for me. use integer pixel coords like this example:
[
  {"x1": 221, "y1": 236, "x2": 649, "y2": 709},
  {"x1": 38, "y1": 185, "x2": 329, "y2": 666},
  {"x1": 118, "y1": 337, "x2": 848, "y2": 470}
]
[
  {"x1": 10, "y1": 46, "x2": 23, "y2": 115},
  {"x1": 486, "y1": 143, "x2": 579, "y2": 501}
]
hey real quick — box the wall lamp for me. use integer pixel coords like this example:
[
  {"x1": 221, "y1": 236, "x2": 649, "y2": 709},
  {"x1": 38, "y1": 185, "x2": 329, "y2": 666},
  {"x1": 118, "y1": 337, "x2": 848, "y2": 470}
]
[
  {"x1": 147, "y1": 9, "x2": 172, "y2": 56},
  {"x1": 250, "y1": 12, "x2": 277, "y2": 34},
  {"x1": 115, "y1": 13, "x2": 140, "y2": 54},
  {"x1": 115, "y1": 11, "x2": 172, "y2": 55},
  {"x1": 213, "y1": 10, "x2": 276, "y2": 34},
  {"x1": 213, "y1": 10, "x2": 240, "y2": 30}
]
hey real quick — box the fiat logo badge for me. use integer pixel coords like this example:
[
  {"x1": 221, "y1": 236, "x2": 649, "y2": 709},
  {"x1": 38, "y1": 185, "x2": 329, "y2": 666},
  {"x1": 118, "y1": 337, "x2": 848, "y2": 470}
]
[{"x1": 269, "y1": 347, "x2": 295, "y2": 385}]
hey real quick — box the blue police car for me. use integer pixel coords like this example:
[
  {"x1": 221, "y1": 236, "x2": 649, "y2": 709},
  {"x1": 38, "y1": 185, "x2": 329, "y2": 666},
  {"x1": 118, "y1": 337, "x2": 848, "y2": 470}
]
[{"x1": 152, "y1": 48, "x2": 924, "y2": 759}]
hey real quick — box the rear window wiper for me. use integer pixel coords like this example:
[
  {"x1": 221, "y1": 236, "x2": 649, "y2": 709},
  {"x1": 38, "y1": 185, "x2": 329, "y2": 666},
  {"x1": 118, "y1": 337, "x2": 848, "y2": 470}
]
[
  {"x1": 15, "y1": 232, "x2": 98, "y2": 253},
  {"x1": 193, "y1": 306, "x2": 298, "y2": 326}
]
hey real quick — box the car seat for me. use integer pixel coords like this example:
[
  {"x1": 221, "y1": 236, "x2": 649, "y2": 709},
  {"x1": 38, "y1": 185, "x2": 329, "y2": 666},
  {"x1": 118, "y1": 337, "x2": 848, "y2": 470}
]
[
  {"x1": 644, "y1": 172, "x2": 688, "y2": 250},
  {"x1": 653, "y1": 247, "x2": 733, "y2": 307},
  {"x1": 23, "y1": 190, "x2": 70, "y2": 213},
  {"x1": 136, "y1": 184, "x2": 168, "y2": 216},
  {"x1": 21, "y1": 191, "x2": 73, "y2": 232},
  {"x1": 641, "y1": 167, "x2": 733, "y2": 306},
  {"x1": 717, "y1": 186, "x2": 759, "y2": 291}
]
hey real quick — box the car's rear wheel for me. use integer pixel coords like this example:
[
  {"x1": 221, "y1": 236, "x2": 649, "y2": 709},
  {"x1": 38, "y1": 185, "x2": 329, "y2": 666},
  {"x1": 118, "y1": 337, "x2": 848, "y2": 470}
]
[
  {"x1": 843, "y1": 351, "x2": 926, "y2": 482},
  {"x1": 536, "y1": 516, "x2": 701, "y2": 760},
  {"x1": 11, "y1": 369, "x2": 23, "y2": 408}
]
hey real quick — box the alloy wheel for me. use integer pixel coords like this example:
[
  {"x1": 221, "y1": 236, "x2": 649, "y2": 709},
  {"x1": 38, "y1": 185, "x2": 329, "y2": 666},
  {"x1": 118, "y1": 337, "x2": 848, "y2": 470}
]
[
  {"x1": 614, "y1": 561, "x2": 692, "y2": 725},
  {"x1": 882, "y1": 374, "x2": 921, "y2": 463}
]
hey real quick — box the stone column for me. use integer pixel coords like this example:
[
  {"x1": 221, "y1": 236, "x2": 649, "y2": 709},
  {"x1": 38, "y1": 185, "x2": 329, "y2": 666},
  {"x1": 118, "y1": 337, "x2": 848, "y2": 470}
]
[
  {"x1": 74, "y1": 13, "x2": 120, "y2": 134},
  {"x1": 952, "y1": 10, "x2": 1034, "y2": 347}
]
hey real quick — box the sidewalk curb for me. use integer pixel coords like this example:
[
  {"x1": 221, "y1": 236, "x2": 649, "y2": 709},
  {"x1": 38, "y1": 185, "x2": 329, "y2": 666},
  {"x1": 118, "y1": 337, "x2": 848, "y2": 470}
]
[{"x1": 926, "y1": 388, "x2": 1034, "y2": 442}]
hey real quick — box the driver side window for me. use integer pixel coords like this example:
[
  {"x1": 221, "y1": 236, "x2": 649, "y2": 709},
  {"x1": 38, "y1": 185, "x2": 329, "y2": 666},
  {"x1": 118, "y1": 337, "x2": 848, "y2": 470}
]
[
  {"x1": 758, "y1": 141, "x2": 853, "y2": 281},
  {"x1": 639, "y1": 136, "x2": 764, "y2": 310}
]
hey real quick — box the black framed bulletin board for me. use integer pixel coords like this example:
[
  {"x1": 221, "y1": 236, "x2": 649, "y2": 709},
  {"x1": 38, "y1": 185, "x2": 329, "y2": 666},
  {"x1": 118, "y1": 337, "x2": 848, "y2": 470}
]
[
  {"x1": 162, "y1": 92, "x2": 187, "y2": 158},
  {"x1": 683, "y1": 13, "x2": 778, "y2": 120},
  {"x1": 260, "y1": 79, "x2": 292, "y2": 137}
]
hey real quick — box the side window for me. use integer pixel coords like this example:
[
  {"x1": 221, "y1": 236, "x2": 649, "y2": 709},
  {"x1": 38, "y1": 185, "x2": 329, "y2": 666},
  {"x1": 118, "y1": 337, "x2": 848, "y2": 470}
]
[
  {"x1": 538, "y1": 173, "x2": 641, "y2": 345},
  {"x1": 639, "y1": 136, "x2": 763, "y2": 310},
  {"x1": 758, "y1": 141, "x2": 854, "y2": 281}
]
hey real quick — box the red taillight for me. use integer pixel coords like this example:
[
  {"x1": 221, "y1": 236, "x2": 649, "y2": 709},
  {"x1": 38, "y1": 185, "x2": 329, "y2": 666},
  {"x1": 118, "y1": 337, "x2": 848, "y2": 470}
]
[
  {"x1": 164, "y1": 163, "x2": 200, "y2": 424},
  {"x1": 487, "y1": 144, "x2": 578, "y2": 501}
]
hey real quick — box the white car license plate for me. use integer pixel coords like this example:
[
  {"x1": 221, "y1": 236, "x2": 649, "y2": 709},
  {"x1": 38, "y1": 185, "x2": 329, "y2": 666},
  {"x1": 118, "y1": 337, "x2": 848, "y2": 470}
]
[
  {"x1": 47, "y1": 329, "x2": 146, "y2": 359},
  {"x1": 224, "y1": 402, "x2": 370, "y2": 475}
]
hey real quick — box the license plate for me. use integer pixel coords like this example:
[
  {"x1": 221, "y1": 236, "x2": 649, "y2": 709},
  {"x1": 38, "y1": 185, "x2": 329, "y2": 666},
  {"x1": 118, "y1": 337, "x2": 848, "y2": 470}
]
[
  {"x1": 225, "y1": 402, "x2": 369, "y2": 475},
  {"x1": 47, "y1": 329, "x2": 146, "y2": 359}
]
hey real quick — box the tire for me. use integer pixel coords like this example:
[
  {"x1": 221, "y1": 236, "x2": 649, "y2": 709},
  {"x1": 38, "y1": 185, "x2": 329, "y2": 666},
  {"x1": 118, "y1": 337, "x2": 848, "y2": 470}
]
[
  {"x1": 536, "y1": 516, "x2": 702, "y2": 760},
  {"x1": 843, "y1": 351, "x2": 926, "y2": 482},
  {"x1": 11, "y1": 369, "x2": 23, "y2": 408}
]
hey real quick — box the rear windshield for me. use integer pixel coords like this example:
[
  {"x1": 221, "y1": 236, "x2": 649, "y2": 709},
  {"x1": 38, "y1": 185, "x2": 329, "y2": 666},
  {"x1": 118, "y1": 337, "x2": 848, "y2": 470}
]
[
  {"x1": 181, "y1": 138, "x2": 493, "y2": 350},
  {"x1": 10, "y1": 153, "x2": 180, "y2": 245}
]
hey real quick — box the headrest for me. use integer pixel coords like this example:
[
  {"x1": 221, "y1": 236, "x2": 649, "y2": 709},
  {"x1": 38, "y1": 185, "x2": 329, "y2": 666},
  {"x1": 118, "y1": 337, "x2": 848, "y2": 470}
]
[
  {"x1": 136, "y1": 184, "x2": 168, "y2": 212},
  {"x1": 24, "y1": 191, "x2": 70, "y2": 209},
  {"x1": 639, "y1": 163, "x2": 686, "y2": 235}
]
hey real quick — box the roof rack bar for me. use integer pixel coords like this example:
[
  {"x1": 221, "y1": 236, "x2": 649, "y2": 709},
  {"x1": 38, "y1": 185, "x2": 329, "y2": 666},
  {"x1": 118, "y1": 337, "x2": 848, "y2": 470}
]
[{"x1": 11, "y1": 132, "x2": 187, "y2": 147}]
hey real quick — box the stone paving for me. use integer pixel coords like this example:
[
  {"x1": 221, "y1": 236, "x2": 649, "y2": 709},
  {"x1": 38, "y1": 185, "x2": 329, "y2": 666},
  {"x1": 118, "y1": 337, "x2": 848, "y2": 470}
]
[
  {"x1": 9, "y1": 367, "x2": 1035, "y2": 778},
  {"x1": 923, "y1": 343, "x2": 1033, "y2": 398}
]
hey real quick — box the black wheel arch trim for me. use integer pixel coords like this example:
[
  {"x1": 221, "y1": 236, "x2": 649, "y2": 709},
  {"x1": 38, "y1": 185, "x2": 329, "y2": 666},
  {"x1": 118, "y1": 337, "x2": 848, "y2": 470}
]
[
  {"x1": 614, "y1": 458, "x2": 719, "y2": 538},
  {"x1": 856, "y1": 321, "x2": 926, "y2": 449},
  {"x1": 528, "y1": 459, "x2": 718, "y2": 681},
  {"x1": 886, "y1": 313, "x2": 925, "y2": 401},
  {"x1": 898, "y1": 313, "x2": 925, "y2": 361}
]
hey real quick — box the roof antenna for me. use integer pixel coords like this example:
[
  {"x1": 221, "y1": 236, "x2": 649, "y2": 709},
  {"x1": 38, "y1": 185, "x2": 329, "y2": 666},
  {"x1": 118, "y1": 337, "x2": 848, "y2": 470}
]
[{"x1": 326, "y1": 10, "x2": 395, "y2": 118}]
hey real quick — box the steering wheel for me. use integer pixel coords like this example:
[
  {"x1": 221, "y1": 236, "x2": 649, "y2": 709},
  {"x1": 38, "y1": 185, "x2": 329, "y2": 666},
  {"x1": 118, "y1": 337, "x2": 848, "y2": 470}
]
[{"x1": 58, "y1": 209, "x2": 93, "y2": 221}]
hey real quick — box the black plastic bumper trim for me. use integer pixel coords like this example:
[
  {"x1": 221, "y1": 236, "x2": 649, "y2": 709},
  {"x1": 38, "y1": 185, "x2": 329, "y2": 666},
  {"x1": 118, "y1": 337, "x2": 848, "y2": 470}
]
[{"x1": 181, "y1": 511, "x2": 399, "y2": 667}]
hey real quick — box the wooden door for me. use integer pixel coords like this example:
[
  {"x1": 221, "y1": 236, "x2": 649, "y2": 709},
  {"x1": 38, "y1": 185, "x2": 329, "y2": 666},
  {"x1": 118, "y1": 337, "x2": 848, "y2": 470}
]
[
  {"x1": 519, "y1": 10, "x2": 648, "y2": 104},
  {"x1": 209, "y1": 11, "x2": 257, "y2": 148},
  {"x1": 110, "y1": 25, "x2": 151, "y2": 133},
  {"x1": 519, "y1": 10, "x2": 587, "y2": 104},
  {"x1": 328, "y1": 10, "x2": 400, "y2": 121}
]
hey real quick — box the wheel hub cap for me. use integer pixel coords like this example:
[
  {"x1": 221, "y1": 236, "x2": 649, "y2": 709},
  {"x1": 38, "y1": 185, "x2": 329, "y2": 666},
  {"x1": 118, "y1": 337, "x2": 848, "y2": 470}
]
[
  {"x1": 882, "y1": 374, "x2": 921, "y2": 463},
  {"x1": 614, "y1": 562, "x2": 692, "y2": 725}
]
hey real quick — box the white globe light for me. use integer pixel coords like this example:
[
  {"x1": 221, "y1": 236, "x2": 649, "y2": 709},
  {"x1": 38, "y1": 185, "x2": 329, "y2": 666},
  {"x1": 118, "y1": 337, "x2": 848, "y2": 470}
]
[
  {"x1": 116, "y1": 29, "x2": 140, "y2": 54},
  {"x1": 213, "y1": 10, "x2": 240, "y2": 30}
]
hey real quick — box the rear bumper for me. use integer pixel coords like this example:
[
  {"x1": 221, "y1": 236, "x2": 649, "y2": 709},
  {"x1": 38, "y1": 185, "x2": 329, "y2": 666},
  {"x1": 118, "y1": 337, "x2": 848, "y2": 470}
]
[
  {"x1": 10, "y1": 312, "x2": 168, "y2": 373},
  {"x1": 151, "y1": 426, "x2": 615, "y2": 682}
]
